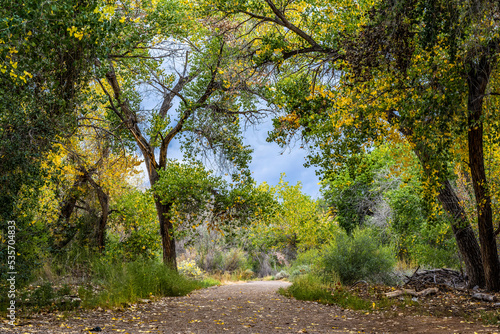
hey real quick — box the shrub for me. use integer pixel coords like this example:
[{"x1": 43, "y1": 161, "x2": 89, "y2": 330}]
[
  {"x1": 222, "y1": 248, "x2": 248, "y2": 272},
  {"x1": 407, "y1": 222, "x2": 460, "y2": 269},
  {"x1": 275, "y1": 270, "x2": 289, "y2": 280},
  {"x1": 178, "y1": 260, "x2": 205, "y2": 279},
  {"x1": 283, "y1": 274, "x2": 335, "y2": 303},
  {"x1": 322, "y1": 228, "x2": 395, "y2": 284},
  {"x1": 289, "y1": 265, "x2": 312, "y2": 280},
  {"x1": 280, "y1": 274, "x2": 371, "y2": 310},
  {"x1": 18, "y1": 283, "x2": 81, "y2": 313}
]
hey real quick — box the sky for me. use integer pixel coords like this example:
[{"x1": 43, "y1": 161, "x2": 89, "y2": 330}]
[
  {"x1": 138, "y1": 115, "x2": 321, "y2": 199},
  {"x1": 137, "y1": 74, "x2": 321, "y2": 198},
  {"x1": 242, "y1": 121, "x2": 321, "y2": 198}
]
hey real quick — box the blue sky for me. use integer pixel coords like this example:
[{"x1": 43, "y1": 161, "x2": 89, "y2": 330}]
[
  {"x1": 137, "y1": 115, "x2": 321, "y2": 198},
  {"x1": 138, "y1": 79, "x2": 321, "y2": 198},
  {"x1": 242, "y1": 121, "x2": 321, "y2": 198}
]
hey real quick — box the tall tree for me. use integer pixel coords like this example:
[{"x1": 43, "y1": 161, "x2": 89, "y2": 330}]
[{"x1": 93, "y1": 0, "x2": 265, "y2": 268}]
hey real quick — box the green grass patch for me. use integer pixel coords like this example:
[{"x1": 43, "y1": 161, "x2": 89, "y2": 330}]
[
  {"x1": 279, "y1": 274, "x2": 371, "y2": 310},
  {"x1": 78, "y1": 259, "x2": 205, "y2": 308},
  {"x1": 197, "y1": 277, "x2": 221, "y2": 288},
  {"x1": 13, "y1": 258, "x2": 220, "y2": 314}
]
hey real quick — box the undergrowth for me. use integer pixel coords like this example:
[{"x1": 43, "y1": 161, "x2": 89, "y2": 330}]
[
  {"x1": 15, "y1": 258, "x2": 219, "y2": 314},
  {"x1": 279, "y1": 274, "x2": 371, "y2": 310},
  {"x1": 79, "y1": 259, "x2": 206, "y2": 308}
]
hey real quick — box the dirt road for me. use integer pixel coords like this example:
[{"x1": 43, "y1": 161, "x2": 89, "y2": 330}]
[{"x1": 4, "y1": 280, "x2": 498, "y2": 333}]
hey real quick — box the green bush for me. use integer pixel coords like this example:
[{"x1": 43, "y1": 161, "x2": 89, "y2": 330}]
[
  {"x1": 287, "y1": 248, "x2": 321, "y2": 280},
  {"x1": 406, "y1": 221, "x2": 460, "y2": 268},
  {"x1": 289, "y1": 265, "x2": 312, "y2": 280},
  {"x1": 178, "y1": 259, "x2": 205, "y2": 279},
  {"x1": 18, "y1": 283, "x2": 81, "y2": 313},
  {"x1": 222, "y1": 248, "x2": 248, "y2": 272},
  {"x1": 283, "y1": 274, "x2": 335, "y2": 303},
  {"x1": 322, "y1": 228, "x2": 395, "y2": 284}
]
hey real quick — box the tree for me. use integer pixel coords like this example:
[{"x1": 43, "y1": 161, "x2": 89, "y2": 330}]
[
  {"x1": 203, "y1": 0, "x2": 500, "y2": 289},
  {"x1": 248, "y1": 174, "x2": 332, "y2": 253},
  {"x1": 153, "y1": 160, "x2": 274, "y2": 239},
  {"x1": 0, "y1": 0, "x2": 111, "y2": 286},
  {"x1": 93, "y1": 0, "x2": 265, "y2": 268}
]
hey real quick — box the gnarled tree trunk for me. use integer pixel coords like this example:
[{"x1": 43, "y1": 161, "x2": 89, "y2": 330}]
[
  {"x1": 145, "y1": 155, "x2": 177, "y2": 270},
  {"x1": 437, "y1": 180, "x2": 485, "y2": 288},
  {"x1": 467, "y1": 56, "x2": 500, "y2": 291}
]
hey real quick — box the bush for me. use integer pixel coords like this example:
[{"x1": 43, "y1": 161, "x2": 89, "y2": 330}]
[
  {"x1": 322, "y1": 228, "x2": 395, "y2": 284},
  {"x1": 222, "y1": 248, "x2": 248, "y2": 272},
  {"x1": 275, "y1": 270, "x2": 289, "y2": 280},
  {"x1": 287, "y1": 248, "x2": 321, "y2": 280},
  {"x1": 178, "y1": 260, "x2": 205, "y2": 279},
  {"x1": 407, "y1": 221, "x2": 460, "y2": 269},
  {"x1": 18, "y1": 283, "x2": 81, "y2": 313},
  {"x1": 283, "y1": 274, "x2": 335, "y2": 303},
  {"x1": 289, "y1": 265, "x2": 312, "y2": 280}
]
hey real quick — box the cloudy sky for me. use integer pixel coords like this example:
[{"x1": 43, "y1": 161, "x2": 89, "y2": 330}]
[
  {"x1": 138, "y1": 113, "x2": 321, "y2": 198},
  {"x1": 138, "y1": 75, "x2": 321, "y2": 198},
  {"x1": 242, "y1": 121, "x2": 321, "y2": 198}
]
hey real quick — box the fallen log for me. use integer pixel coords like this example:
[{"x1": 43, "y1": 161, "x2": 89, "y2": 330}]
[
  {"x1": 385, "y1": 287, "x2": 439, "y2": 298},
  {"x1": 471, "y1": 293, "x2": 497, "y2": 302}
]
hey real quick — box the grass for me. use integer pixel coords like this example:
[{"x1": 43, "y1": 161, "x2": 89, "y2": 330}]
[
  {"x1": 14, "y1": 258, "x2": 221, "y2": 314},
  {"x1": 78, "y1": 259, "x2": 213, "y2": 308},
  {"x1": 279, "y1": 274, "x2": 372, "y2": 310},
  {"x1": 208, "y1": 268, "x2": 255, "y2": 283}
]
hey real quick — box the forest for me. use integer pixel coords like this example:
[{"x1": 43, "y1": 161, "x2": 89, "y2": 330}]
[{"x1": 2, "y1": 0, "x2": 500, "y2": 331}]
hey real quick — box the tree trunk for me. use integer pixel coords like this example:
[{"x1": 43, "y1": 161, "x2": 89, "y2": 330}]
[
  {"x1": 388, "y1": 111, "x2": 486, "y2": 288},
  {"x1": 437, "y1": 180, "x2": 485, "y2": 288},
  {"x1": 93, "y1": 186, "x2": 109, "y2": 253},
  {"x1": 146, "y1": 157, "x2": 177, "y2": 270},
  {"x1": 53, "y1": 173, "x2": 88, "y2": 250},
  {"x1": 154, "y1": 196, "x2": 177, "y2": 269},
  {"x1": 467, "y1": 58, "x2": 500, "y2": 291},
  {"x1": 387, "y1": 112, "x2": 485, "y2": 288},
  {"x1": 81, "y1": 166, "x2": 110, "y2": 253},
  {"x1": 415, "y1": 151, "x2": 485, "y2": 288}
]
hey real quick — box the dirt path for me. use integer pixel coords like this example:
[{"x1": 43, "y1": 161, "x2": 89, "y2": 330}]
[{"x1": 5, "y1": 281, "x2": 499, "y2": 333}]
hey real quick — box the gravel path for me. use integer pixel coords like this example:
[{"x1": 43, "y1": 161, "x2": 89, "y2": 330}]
[{"x1": 4, "y1": 280, "x2": 498, "y2": 333}]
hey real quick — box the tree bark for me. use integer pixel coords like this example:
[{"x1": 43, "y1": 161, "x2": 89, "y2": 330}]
[
  {"x1": 154, "y1": 196, "x2": 177, "y2": 269},
  {"x1": 53, "y1": 173, "x2": 88, "y2": 250},
  {"x1": 80, "y1": 166, "x2": 110, "y2": 253},
  {"x1": 467, "y1": 57, "x2": 500, "y2": 291},
  {"x1": 387, "y1": 111, "x2": 486, "y2": 288},
  {"x1": 415, "y1": 150, "x2": 485, "y2": 288},
  {"x1": 145, "y1": 155, "x2": 177, "y2": 270},
  {"x1": 91, "y1": 181, "x2": 109, "y2": 253},
  {"x1": 437, "y1": 180, "x2": 485, "y2": 288}
]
